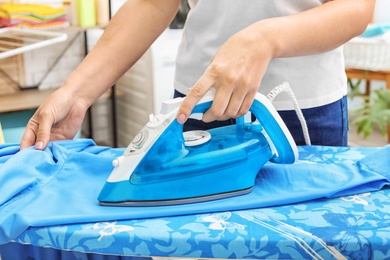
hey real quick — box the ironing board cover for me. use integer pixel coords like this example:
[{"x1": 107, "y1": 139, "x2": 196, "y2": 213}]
[{"x1": 0, "y1": 139, "x2": 389, "y2": 245}]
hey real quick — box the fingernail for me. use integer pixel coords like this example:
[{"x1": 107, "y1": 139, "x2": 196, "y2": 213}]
[
  {"x1": 177, "y1": 114, "x2": 186, "y2": 124},
  {"x1": 35, "y1": 141, "x2": 44, "y2": 150}
]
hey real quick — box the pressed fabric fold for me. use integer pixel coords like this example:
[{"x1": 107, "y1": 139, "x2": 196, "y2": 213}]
[{"x1": 0, "y1": 139, "x2": 389, "y2": 244}]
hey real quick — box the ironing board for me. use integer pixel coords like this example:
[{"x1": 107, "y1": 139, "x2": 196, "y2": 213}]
[
  {"x1": 5, "y1": 187, "x2": 390, "y2": 259},
  {"x1": 0, "y1": 140, "x2": 390, "y2": 259}
]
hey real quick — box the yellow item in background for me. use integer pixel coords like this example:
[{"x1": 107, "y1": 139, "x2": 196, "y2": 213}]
[
  {"x1": 0, "y1": 3, "x2": 68, "y2": 29},
  {"x1": 77, "y1": 0, "x2": 96, "y2": 27},
  {"x1": 0, "y1": 3, "x2": 66, "y2": 19},
  {"x1": 0, "y1": 122, "x2": 5, "y2": 144},
  {"x1": 95, "y1": 0, "x2": 109, "y2": 26}
]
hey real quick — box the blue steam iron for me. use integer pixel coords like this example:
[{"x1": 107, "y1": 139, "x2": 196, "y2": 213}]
[{"x1": 98, "y1": 90, "x2": 298, "y2": 206}]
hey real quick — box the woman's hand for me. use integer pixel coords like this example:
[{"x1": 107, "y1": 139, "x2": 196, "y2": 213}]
[
  {"x1": 176, "y1": 25, "x2": 273, "y2": 124},
  {"x1": 20, "y1": 88, "x2": 89, "y2": 150}
]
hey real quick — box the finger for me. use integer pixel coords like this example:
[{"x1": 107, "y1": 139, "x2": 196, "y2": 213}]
[
  {"x1": 232, "y1": 92, "x2": 257, "y2": 121},
  {"x1": 203, "y1": 84, "x2": 249, "y2": 122},
  {"x1": 202, "y1": 87, "x2": 232, "y2": 122},
  {"x1": 228, "y1": 90, "x2": 257, "y2": 122},
  {"x1": 239, "y1": 93, "x2": 256, "y2": 116},
  {"x1": 208, "y1": 86, "x2": 258, "y2": 122},
  {"x1": 34, "y1": 113, "x2": 55, "y2": 150},
  {"x1": 20, "y1": 121, "x2": 39, "y2": 150},
  {"x1": 176, "y1": 79, "x2": 212, "y2": 124}
]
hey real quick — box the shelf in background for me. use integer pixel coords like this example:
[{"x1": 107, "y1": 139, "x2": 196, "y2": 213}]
[{"x1": 0, "y1": 88, "x2": 55, "y2": 114}]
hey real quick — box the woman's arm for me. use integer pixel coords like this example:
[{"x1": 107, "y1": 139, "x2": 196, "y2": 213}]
[
  {"x1": 20, "y1": 0, "x2": 181, "y2": 150},
  {"x1": 65, "y1": 0, "x2": 181, "y2": 108}
]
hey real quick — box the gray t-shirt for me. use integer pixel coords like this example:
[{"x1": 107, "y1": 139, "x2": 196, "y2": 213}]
[{"x1": 174, "y1": 0, "x2": 347, "y2": 110}]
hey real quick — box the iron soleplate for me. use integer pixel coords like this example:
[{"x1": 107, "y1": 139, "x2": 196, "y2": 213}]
[{"x1": 99, "y1": 186, "x2": 253, "y2": 207}]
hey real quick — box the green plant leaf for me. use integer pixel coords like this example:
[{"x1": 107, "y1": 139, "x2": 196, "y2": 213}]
[{"x1": 350, "y1": 89, "x2": 390, "y2": 139}]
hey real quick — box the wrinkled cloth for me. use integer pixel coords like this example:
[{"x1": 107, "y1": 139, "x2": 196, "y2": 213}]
[{"x1": 0, "y1": 139, "x2": 389, "y2": 244}]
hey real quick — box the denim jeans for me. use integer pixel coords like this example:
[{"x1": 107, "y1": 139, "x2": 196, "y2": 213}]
[
  {"x1": 174, "y1": 90, "x2": 348, "y2": 146},
  {"x1": 278, "y1": 96, "x2": 348, "y2": 146}
]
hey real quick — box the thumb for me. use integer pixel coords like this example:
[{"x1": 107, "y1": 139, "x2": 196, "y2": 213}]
[
  {"x1": 33, "y1": 115, "x2": 54, "y2": 150},
  {"x1": 20, "y1": 124, "x2": 38, "y2": 150}
]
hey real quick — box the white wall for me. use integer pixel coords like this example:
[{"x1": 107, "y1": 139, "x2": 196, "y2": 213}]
[
  {"x1": 347, "y1": 0, "x2": 389, "y2": 111},
  {"x1": 23, "y1": 29, "x2": 85, "y2": 90},
  {"x1": 373, "y1": 0, "x2": 390, "y2": 23}
]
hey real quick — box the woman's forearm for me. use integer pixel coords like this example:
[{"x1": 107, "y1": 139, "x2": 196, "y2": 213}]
[
  {"x1": 63, "y1": 0, "x2": 181, "y2": 108},
  {"x1": 249, "y1": 0, "x2": 375, "y2": 59}
]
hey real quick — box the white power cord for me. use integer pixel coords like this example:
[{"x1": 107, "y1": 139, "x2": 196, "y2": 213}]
[{"x1": 266, "y1": 82, "x2": 311, "y2": 145}]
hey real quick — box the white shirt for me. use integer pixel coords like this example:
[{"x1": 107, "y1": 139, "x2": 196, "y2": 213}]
[{"x1": 174, "y1": 0, "x2": 347, "y2": 110}]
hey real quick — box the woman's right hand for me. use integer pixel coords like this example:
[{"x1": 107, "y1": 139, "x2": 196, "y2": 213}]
[{"x1": 20, "y1": 88, "x2": 89, "y2": 150}]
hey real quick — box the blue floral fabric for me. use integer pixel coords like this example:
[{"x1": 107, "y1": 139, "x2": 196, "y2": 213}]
[
  {"x1": 6, "y1": 188, "x2": 390, "y2": 259},
  {"x1": 1, "y1": 139, "x2": 390, "y2": 259}
]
